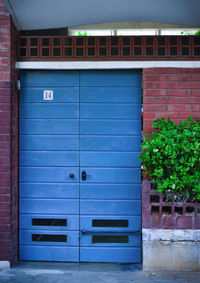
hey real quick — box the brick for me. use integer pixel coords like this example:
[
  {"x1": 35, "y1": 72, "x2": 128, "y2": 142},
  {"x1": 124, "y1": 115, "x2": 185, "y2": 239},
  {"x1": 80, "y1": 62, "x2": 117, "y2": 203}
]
[
  {"x1": 143, "y1": 119, "x2": 154, "y2": 126},
  {"x1": 0, "y1": 81, "x2": 9, "y2": 87},
  {"x1": 179, "y1": 97, "x2": 200, "y2": 104},
  {"x1": 0, "y1": 188, "x2": 9, "y2": 194},
  {"x1": 143, "y1": 89, "x2": 167, "y2": 96},
  {"x1": 168, "y1": 104, "x2": 191, "y2": 112},
  {"x1": 143, "y1": 68, "x2": 200, "y2": 74},
  {"x1": 155, "y1": 112, "x2": 179, "y2": 119},
  {"x1": 0, "y1": 20, "x2": 10, "y2": 28},
  {"x1": 180, "y1": 82, "x2": 200, "y2": 89},
  {"x1": 0, "y1": 50, "x2": 10, "y2": 57},
  {"x1": 0, "y1": 72, "x2": 10, "y2": 80},
  {"x1": 0, "y1": 43, "x2": 10, "y2": 50},
  {"x1": 0, "y1": 254, "x2": 11, "y2": 261},
  {"x1": 143, "y1": 112, "x2": 156, "y2": 118},
  {"x1": 168, "y1": 89, "x2": 191, "y2": 96},
  {"x1": 0, "y1": 6, "x2": 8, "y2": 14},
  {"x1": 191, "y1": 104, "x2": 200, "y2": 111},
  {"x1": 192, "y1": 74, "x2": 200, "y2": 81},
  {"x1": 0, "y1": 218, "x2": 10, "y2": 226},
  {"x1": 0, "y1": 203, "x2": 10, "y2": 210},
  {"x1": 143, "y1": 82, "x2": 179, "y2": 89},
  {"x1": 178, "y1": 112, "x2": 200, "y2": 119},
  {"x1": 144, "y1": 74, "x2": 192, "y2": 82},
  {"x1": 0, "y1": 210, "x2": 10, "y2": 218},
  {"x1": 0, "y1": 112, "x2": 10, "y2": 125},
  {"x1": 143, "y1": 126, "x2": 154, "y2": 133},
  {"x1": 0, "y1": 164, "x2": 9, "y2": 172},
  {"x1": 0, "y1": 179, "x2": 10, "y2": 186},
  {"x1": 167, "y1": 97, "x2": 179, "y2": 104},
  {"x1": 143, "y1": 97, "x2": 168, "y2": 104},
  {"x1": 0, "y1": 88, "x2": 10, "y2": 95},
  {"x1": 0, "y1": 127, "x2": 10, "y2": 134},
  {"x1": 192, "y1": 89, "x2": 200, "y2": 96},
  {"x1": 0, "y1": 103, "x2": 10, "y2": 111},
  {"x1": 0, "y1": 58, "x2": 10, "y2": 65},
  {"x1": 0, "y1": 35, "x2": 10, "y2": 44},
  {"x1": 0, "y1": 224, "x2": 10, "y2": 232},
  {"x1": 143, "y1": 104, "x2": 167, "y2": 111},
  {"x1": 166, "y1": 74, "x2": 191, "y2": 82}
]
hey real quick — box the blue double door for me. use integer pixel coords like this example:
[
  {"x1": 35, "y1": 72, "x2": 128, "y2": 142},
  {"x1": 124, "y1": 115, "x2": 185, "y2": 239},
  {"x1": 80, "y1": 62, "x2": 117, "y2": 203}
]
[{"x1": 19, "y1": 70, "x2": 142, "y2": 263}]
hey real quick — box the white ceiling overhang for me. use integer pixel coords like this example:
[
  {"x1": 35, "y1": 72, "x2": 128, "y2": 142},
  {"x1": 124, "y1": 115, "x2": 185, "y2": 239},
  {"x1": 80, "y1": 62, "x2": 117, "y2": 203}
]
[{"x1": 4, "y1": 0, "x2": 200, "y2": 30}]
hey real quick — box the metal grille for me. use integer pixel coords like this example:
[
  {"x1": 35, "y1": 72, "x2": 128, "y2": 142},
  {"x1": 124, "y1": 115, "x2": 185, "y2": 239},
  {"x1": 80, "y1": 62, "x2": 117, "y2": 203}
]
[
  {"x1": 142, "y1": 181, "x2": 200, "y2": 229},
  {"x1": 18, "y1": 36, "x2": 200, "y2": 60}
]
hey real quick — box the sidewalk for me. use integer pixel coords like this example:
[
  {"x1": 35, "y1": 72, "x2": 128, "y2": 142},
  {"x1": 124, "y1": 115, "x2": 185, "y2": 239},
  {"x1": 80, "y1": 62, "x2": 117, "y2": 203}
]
[{"x1": 0, "y1": 262, "x2": 200, "y2": 283}]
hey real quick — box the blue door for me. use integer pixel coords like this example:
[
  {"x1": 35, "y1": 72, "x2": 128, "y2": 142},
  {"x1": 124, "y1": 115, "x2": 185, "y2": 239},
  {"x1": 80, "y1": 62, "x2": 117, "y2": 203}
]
[{"x1": 19, "y1": 70, "x2": 142, "y2": 263}]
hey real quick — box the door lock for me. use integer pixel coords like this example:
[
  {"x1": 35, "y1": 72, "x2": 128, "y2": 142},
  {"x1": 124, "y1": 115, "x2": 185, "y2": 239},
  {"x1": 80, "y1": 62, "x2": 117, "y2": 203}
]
[
  {"x1": 69, "y1": 173, "x2": 74, "y2": 178},
  {"x1": 82, "y1": 171, "x2": 87, "y2": 181}
]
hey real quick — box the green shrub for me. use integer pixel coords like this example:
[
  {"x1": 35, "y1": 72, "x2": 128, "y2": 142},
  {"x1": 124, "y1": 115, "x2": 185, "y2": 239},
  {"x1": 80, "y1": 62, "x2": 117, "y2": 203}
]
[{"x1": 139, "y1": 117, "x2": 200, "y2": 201}]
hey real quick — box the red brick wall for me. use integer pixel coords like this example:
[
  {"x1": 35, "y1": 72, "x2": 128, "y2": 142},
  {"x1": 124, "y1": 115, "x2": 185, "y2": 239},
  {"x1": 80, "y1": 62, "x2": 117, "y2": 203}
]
[
  {"x1": 143, "y1": 68, "x2": 200, "y2": 134},
  {"x1": 0, "y1": 1, "x2": 18, "y2": 264}
]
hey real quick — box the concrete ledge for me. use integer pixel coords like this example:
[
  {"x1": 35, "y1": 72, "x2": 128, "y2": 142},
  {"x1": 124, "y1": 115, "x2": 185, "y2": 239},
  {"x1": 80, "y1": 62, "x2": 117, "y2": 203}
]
[
  {"x1": 0, "y1": 261, "x2": 10, "y2": 269},
  {"x1": 143, "y1": 229, "x2": 200, "y2": 271}
]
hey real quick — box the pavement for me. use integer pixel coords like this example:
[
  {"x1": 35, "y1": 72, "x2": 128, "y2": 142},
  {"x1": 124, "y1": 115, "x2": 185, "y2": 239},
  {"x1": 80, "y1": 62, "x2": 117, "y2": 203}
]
[{"x1": 0, "y1": 262, "x2": 200, "y2": 283}]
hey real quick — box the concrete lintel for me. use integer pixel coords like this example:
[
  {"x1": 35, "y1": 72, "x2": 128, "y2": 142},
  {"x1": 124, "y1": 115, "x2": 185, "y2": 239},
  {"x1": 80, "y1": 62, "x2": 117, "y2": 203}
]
[{"x1": 16, "y1": 61, "x2": 200, "y2": 70}]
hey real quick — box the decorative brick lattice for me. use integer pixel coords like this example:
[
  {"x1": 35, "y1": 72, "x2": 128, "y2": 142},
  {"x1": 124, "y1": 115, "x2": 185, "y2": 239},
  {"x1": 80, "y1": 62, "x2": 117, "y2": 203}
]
[
  {"x1": 142, "y1": 181, "x2": 200, "y2": 229},
  {"x1": 18, "y1": 36, "x2": 200, "y2": 61}
]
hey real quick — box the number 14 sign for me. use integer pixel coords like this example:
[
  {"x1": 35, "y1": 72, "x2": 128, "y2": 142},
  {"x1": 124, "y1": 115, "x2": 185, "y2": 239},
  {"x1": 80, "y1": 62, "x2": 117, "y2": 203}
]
[{"x1": 43, "y1": 90, "x2": 54, "y2": 101}]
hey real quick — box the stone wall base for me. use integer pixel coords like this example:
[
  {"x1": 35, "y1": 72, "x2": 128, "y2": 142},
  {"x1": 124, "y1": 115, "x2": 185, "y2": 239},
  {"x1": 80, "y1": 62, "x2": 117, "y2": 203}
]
[
  {"x1": 0, "y1": 261, "x2": 10, "y2": 269},
  {"x1": 143, "y1": 229, "x2": 200, "y2": 271}
]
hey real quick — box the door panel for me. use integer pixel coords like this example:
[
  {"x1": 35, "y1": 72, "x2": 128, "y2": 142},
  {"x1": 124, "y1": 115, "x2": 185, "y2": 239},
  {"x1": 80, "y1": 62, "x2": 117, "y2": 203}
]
[
  {"x1": 20, "y1": 151, "x2": 79, "y2": 166},
  {"x1": 20, "y1": 135, "x2": 79, "y2": 151},
  {"x1": 79, "y1": 70, "x2": 141, "y2": 263},
  {"x1": 20, "y1": 87, "x2": 79, "y2": 103},
  {"x1": 80, "y1": 200, "x2": 141, "y2": 215},
  {"x1": 80, "y1": 168, "x2": 140, "y2": 183},
  {"x1": 20, "y1": 103, "x2": 79, "y2": 118},
  {"x1": 20, "y1": 167, "x2": 79, "y2": 183},
  {"x1": 20, "y1": 199, "x2": 79, "y2": 214},
  {"x1": 80, "y1": 247, "x2": 141, "y2": 263},
  {"x1": 20, "y1": 183, "x2": 79, "y2": 198},
  {"x1": 80, "y1": 152, "x2": 141, "y2": 167},
  {"x1": 20, "y1": 119, "x2": 79, "y2": 134},
  {"x1": 80, "y1": 70, "x2": 141, "y2": 86},
  {"x1": 80, "y1": 135, "x2": 141, "y2": 151},
  {"x1": 80, "y1": 184, "x2": 141, "y2": 199},
  {"x1": 19, "y1": 246, "x2": 79, "y2": 262},
  {"x1": 80, "y1": 104, "x2": 140, "y2": 119},
  {"x1": 80, "y1": 87, "x2": 141, "y2": 103},
  {"x1": 80, "y1": 119, "x2": 141, "y2": 135},
  {"x1": 80, "y1": 215, "x2": 141, "y2": 232},
  {"x1": 20, "y1": 214, "x2": 79, "y2": 231},
  {"x1": 19, "y1": 71, "x2": 80, "y2": 262},
  {"x1": 19, "y1": 70, "x2": 142, "y2": 263}
]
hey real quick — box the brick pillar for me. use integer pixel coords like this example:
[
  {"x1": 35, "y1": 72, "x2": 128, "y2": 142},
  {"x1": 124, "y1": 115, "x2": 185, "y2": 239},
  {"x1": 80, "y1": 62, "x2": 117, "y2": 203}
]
[
  {"x1": 143, "y1": 68, "x2": 200, "y2": 134},
  {"x1": 0, "y1": 1, "x2": 18, "y2": 265}
]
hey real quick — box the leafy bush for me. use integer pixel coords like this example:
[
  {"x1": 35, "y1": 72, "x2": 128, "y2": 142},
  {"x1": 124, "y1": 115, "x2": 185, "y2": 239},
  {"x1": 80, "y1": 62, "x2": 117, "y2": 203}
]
[{"x1": 139, "y1": 117, "x2": 200, "y2": 201}]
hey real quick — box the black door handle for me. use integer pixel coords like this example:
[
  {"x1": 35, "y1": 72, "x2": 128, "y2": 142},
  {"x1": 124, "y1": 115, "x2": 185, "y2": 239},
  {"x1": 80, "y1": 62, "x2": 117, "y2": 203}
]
[{"x1": 82, "y1": 171, "x2": 87, "y2": 181}]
